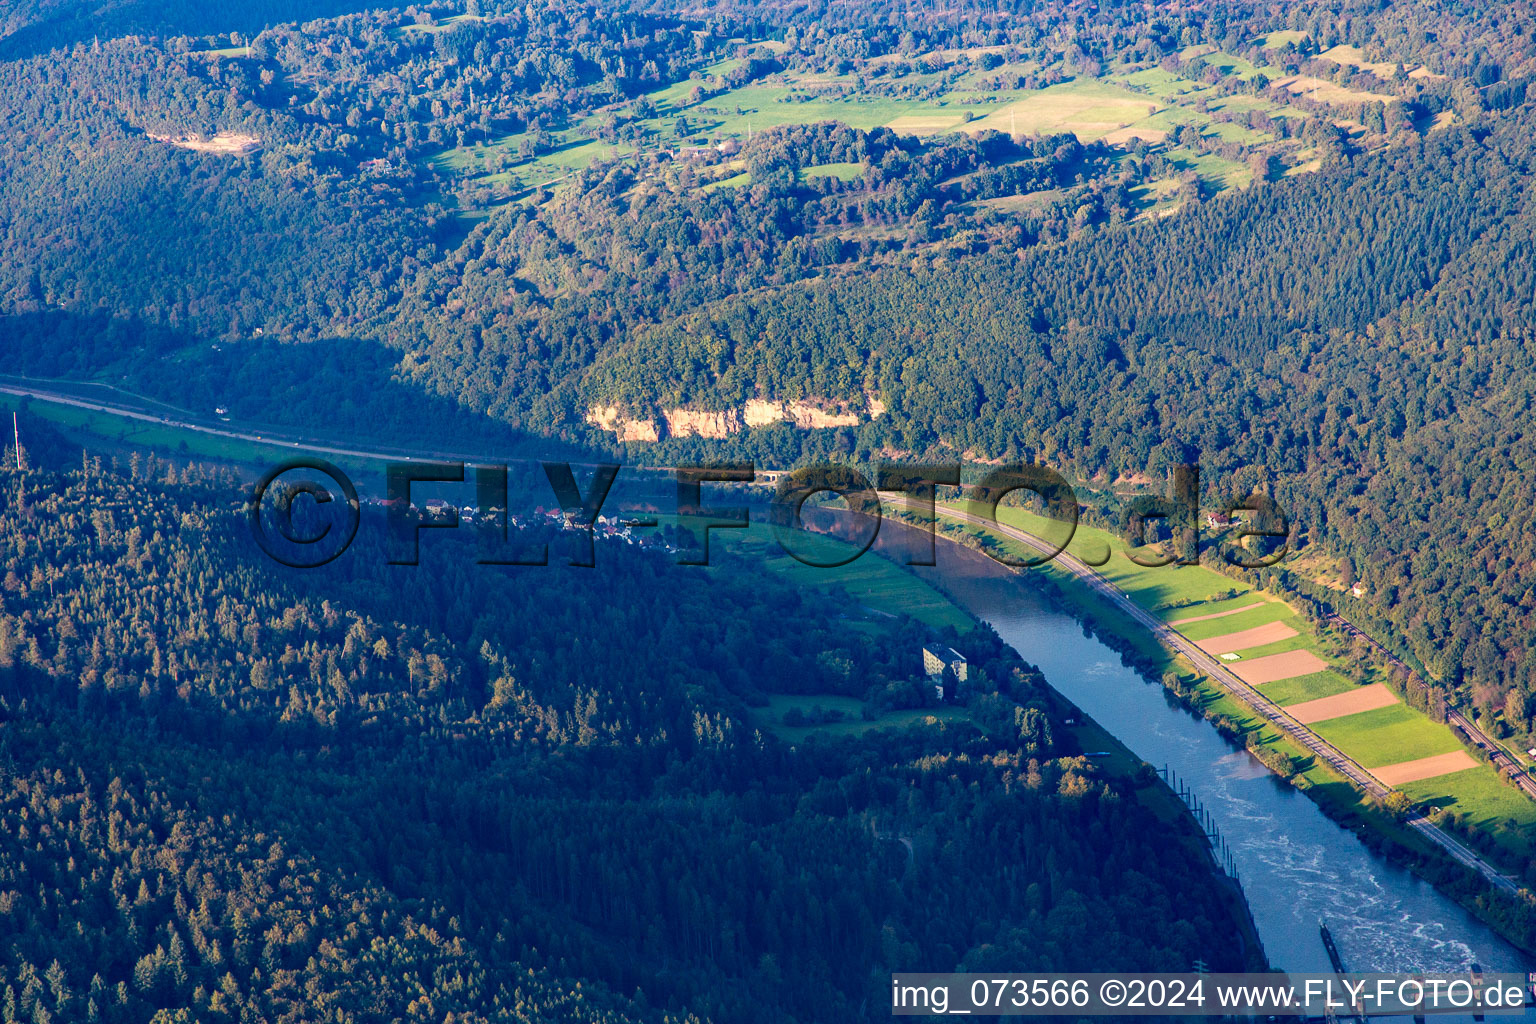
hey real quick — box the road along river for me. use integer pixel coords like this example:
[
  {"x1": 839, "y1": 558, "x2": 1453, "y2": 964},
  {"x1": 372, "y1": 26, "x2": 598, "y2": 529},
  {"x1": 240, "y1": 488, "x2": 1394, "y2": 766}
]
[{"x1": 808, "y1": 510, "x2": 1532, "y2": 979}]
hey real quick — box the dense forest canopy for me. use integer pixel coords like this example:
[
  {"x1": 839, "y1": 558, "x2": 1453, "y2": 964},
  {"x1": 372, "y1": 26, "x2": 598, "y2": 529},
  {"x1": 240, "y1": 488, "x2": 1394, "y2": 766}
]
[
  {"x1": 5, "y1": 0, "x2": 1534, "y2": 730},
  {"x1": 0, "y1": 420, "x2": 1258, "y2": 1019},
  {"x1": 6, "y1": 0, "x2": 1536, "y2": 1010}
]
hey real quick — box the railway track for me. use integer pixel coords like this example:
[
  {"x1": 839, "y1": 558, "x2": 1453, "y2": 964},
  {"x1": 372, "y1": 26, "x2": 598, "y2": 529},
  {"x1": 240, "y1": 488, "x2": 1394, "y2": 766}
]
[{"x1": 908, "y1": 500, "x2": 1521, "y2": 898}]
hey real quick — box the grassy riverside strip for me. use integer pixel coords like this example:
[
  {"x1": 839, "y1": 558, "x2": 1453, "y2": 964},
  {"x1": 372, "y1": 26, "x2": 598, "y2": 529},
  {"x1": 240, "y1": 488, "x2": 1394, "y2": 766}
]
[{"x1": 888, "y1": 497, "x2": 1536, "y2": 949}]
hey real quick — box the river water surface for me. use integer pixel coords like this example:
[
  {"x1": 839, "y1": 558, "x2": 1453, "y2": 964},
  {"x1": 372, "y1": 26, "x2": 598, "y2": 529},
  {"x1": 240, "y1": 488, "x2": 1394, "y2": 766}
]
[{"x1": 906, "y1": 534, "x2": 1532, "y2": 977}]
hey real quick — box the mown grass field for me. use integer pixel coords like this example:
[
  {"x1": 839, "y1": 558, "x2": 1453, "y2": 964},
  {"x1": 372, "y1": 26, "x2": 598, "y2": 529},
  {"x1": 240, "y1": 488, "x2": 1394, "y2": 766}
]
[
  {"x1": 800, "y1": 161, "x2": 864, "y2": 181},
  {"x1": 1260, "y1": 671, "x2": 1358, "y2": 706},
  {"x1": 964, "y1": 80, "x2": 1161, "y2": 139},
  {"x1": 712, "y1": 518, "x2": 973, "y2": 631},
  {"x1": 703, "y1": 170, "x2": 752, "y2": 191},
  {"x1": 1404, "y1": 767, "x2": 1536, "y2": 835},
  {"x1": 1311, "y1": 705, "x2": 1468, "y2": 767},
  {"x1": 1175, "y1": 602, "x2": 1292, "y2": 639},
  {"x1": 757, "y1": 693, "x2": 971, "y2": 741}
]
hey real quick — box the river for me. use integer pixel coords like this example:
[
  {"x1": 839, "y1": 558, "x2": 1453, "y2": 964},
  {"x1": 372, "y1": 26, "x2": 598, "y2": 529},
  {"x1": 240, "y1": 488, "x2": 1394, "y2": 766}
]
[{"x1": 849, "y1": 517, "x2": 1534, "y2": 977}]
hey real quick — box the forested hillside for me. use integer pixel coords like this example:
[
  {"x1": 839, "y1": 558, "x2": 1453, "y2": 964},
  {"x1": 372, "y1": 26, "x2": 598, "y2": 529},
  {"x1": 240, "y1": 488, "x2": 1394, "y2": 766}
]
[
  {"x1": 0, "y1": 444, "x2": 1255, "y2": 1021},
  {"x1": 7, "y1": 0, "x2": 1536, "y2": 1006},
  {"x1": 5, "y1": 0, "x2": 1536, "y2": 742}
]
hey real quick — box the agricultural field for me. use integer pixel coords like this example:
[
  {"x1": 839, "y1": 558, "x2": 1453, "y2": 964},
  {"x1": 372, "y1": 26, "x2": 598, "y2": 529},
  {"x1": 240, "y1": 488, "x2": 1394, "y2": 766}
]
[
  {"x1": 965, "y1": 80, "x2": 1161, "y2": 140},
  {"x1": 933, "y1": 499, "x2": 1536, "y2": 848},
  {"x1": 1312, "y1": 705, "x2": 1468, "y2": 768},
  {"x1": 424, "y1": 28, "x2": 1433, "y2": 221},
  {"x1": 1271, "y1": 74, "x2": 1395, "y2": 107}
]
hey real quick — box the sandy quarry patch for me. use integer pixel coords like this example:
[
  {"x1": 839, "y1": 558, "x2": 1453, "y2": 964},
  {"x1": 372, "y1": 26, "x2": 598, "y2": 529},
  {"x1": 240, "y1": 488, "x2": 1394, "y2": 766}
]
[
  {"x1": 1169, "y1": 603, "x2": 1267, "y2": 625},
  {"x1": 1197, "y1": 620, "x2": 1298, "y2": 654},
  {"x1": 149, "y1": 131, "x2": 262, "y2": 155},
  {"x1": 1234, "y1": 649, "x2": 1330, "y2": 684},
  {"x1": 1286, "y1": 683, "x2": 1398, "y2": 724},
  {"x1": 1371, "y1": 750, "x2": 1480, "y2": 786}
]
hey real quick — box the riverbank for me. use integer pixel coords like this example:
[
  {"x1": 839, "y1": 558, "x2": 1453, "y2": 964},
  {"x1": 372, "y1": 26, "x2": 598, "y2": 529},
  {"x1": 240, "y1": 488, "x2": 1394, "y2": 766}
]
[
  {"x1": 896, "y1": 501, "x2": 1536, "y2": 956},
  {"x1": 767, "y1": 510, "x2": 1271, "y2": 969}
]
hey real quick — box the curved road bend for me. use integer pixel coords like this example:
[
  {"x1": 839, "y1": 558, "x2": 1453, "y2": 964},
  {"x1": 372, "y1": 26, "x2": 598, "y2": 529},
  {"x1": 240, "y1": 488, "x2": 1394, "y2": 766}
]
[
  {"x1": 0, "y1": 378, "x2": 668, "y2": 475},
  {"x1": 895, "y1": 498, "x2": 1521, "y2": 898}
]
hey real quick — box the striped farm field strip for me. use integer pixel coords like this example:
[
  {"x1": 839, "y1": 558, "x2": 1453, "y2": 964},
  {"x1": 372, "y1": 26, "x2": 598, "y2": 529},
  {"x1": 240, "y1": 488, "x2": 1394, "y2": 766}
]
[
  {"x1": 1372, "y1": 751, "x2": 1482, "y2": 786},
  {"x1": 1196, "y1": 621, "x2": 1299, "y2": 654},
  {"x1": 1233, "y1": 649, "x2": 1331, "y2": 684},
  {"x1": 1168, "y1": 602, "x2": 1268, "y2": 625},
  {"x1": 1285, "y1": 683, "x2": 1399, "y2": 724}
]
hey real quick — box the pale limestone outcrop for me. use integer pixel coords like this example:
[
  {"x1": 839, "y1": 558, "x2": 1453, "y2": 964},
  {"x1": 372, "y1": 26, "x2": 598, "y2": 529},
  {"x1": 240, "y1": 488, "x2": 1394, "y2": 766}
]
[
  {"x1": 663, "y1": 408, "x2": 740, "y2": 439},
  {"x1": 785, "y1": 401, "x2": 860, "y2": 429},
  {"x1": 585, "y1": 406, "x2": 660, "y2": 442},
  {"x1": 592, "y1": 397, "x2": 871, "y2": 440},
  {"x1": 743, "y1": 399, "x2": 787, "y2": 427}
]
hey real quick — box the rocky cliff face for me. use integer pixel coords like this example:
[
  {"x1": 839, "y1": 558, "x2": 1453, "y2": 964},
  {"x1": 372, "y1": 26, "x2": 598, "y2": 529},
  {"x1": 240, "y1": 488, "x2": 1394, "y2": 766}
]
[
  {"x1": 663, "y1": 408, "x2": 739, "y2": 439},
  {"x1": 586, "y1": 394, "x2": 885, "y2": 442},
  {"x1": 585, "y1": 405, "x2": 660, "y2": 442}
]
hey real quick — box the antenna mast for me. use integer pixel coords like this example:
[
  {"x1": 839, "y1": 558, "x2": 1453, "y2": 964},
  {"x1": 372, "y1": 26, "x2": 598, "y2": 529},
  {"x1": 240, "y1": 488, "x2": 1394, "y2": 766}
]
[{"x1": 11, "y1": 412, "x2": 19, "y2": 470}]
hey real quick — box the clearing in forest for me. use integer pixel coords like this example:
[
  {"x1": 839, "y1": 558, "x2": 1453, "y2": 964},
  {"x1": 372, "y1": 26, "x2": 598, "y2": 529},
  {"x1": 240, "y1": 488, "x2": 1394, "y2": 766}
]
[
  {"x1": 966, "y1": 81, "x2": 1160, "y2": 141},
  {"x1": 148, "y1": 132, "x2": 261, "y2": 155},
  {"x1": 1271, "y1": 75, "x2": 1395, "y2": 107}
]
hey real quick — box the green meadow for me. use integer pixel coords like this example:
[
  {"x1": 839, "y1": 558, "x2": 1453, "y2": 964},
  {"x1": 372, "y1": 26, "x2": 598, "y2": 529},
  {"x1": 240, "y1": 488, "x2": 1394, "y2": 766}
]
[
  {"x1": 1175, "y1": 602, "x2": 1294, "y2": 640},
  {"x1": 932, "y1": 497, "x2": 1536, "y2": 857},
  {"x1": 1260, "y1": 671, "x2": 1358, "y2": 706},
  {"x1": 801, "y1": 161, "x2": 865, "y2": 181},
  {"x1": 757, "y1": 693, "x2": 971, "y2": 741},
  {"x1": 1404, "y1": 767, "x2": 1536, "y2": 857},
  {"x1": 1311, "y1": 705, "x2": 1468, "y2": 768},
  {"x1": 714, "y1": 519, "x2": 973, "y2": 631}
]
